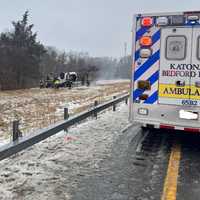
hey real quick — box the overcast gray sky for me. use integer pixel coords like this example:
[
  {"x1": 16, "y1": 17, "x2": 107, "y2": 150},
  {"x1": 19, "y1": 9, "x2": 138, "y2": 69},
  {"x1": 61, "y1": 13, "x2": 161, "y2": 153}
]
[{"x1": 0, "y1": 0, "x2": 199, "y2": 57}]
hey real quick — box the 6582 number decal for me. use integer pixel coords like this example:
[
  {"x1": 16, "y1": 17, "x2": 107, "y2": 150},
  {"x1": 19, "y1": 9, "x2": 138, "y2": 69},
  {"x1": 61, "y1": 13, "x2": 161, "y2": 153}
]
[{"x1": 182, "y1": 100, "x2": 197, "y2": 105}]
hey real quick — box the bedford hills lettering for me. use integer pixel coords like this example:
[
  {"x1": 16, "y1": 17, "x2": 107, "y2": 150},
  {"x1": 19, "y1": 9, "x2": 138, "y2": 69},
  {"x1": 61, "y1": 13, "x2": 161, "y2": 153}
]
[
  {"x1": 163, "y1": 87, "x2": 200, "y2": 96},
  {"x1": 162, "y1": 63, "x2": 200, "y2": 77}
]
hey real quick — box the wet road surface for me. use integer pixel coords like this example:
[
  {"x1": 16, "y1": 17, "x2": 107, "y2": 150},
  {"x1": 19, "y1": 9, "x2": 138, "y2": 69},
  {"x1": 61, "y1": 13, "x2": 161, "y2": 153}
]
[
  {"x1": 177, "y1": 132, "x2": 200, "y2": 200},
  {"x1": 71, "y1": 128, "x2": 200, "y2": 200},
  {"x1": 71, "y1": 128, "x2": 172, "y2": 200}
]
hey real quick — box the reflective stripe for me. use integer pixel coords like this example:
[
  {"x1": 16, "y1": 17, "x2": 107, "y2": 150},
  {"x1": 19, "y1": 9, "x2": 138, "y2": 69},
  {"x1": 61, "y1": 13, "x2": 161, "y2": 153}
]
[
  {"x1": 136, "y1": 27, "x2": 149, "y2": 41},
  {"x1": 184, "y1": 128, "x2": 199, "y2": 132},
  {"x1": 152, "y1": 29, "x2": 161, "y2": 44},
  {"x1": 134, "y1": 50, "x2": 160, "y2": 81},
  {"x1": 132, "y1": 21, "x2": 160, "y2": 105},
  {"x1": 144, "y1": 90, "x2": 158, "y2": 104},
  {"x1": 133, "y1": 71, "x2": 159, "y2": 100},
  {"x1": 135, "y1": 29, "x2": 161, "y2": 61}
]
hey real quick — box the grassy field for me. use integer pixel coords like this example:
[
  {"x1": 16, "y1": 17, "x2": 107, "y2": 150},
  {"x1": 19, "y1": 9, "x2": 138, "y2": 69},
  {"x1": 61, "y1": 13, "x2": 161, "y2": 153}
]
[{"x1": 0, "y1": 80, "x2": 129, "y2": 144}]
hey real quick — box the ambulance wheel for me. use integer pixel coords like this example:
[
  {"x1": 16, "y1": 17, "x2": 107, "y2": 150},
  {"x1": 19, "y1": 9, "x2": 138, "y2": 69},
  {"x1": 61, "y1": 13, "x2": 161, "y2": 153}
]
[
  {"x1": 141, "y1": 125, "x2": 153, "y2": 132},
  {"x1": 141, "y1": 126, "x2": 148, "y2": 131}
]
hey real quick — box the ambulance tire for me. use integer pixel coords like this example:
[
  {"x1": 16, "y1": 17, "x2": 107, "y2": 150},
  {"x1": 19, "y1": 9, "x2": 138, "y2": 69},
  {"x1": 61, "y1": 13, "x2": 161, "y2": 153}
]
[
  {"x1": 141, "y1": 126, "x2": 148, "y2": 132},
  {"x1": 141, "y1": 125, "x2": 154, "y2": 132}
]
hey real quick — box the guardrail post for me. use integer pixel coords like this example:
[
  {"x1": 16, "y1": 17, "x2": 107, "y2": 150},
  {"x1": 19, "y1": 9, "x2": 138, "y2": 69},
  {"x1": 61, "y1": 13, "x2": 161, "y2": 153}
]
[
  {"x1": 125, "y1": 97, "x2": 128, "y2": 105},
  {"x1": 12, "y1": 120, "x2": 20, "y2": 142},
  {"x1": 113, "y1": 96, "x2": 116, "y2": 111},
  {"x1": 64, "y1": 108, "x2": 69, "y2": 120},
  {"x1": 64, "y1": 108, "x2": 69, "y2": 132},
  {"x1": 94, "y1": 100, "x2": 98, "y2": 119}
]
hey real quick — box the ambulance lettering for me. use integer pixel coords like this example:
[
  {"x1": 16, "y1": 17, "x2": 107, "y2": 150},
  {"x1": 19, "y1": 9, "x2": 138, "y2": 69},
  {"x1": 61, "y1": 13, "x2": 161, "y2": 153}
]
[
  {"x1": 170, "y1": 63, "x2": 200, "y2": 70},
  {"x1": 162, "y1": 70, "x2": 196, "y2": 77},
  {"x1": 159, "y1": 84, "x2": 200, "y2": 103},
  {"x1": 162, "y1": 63, "x2": 200, "y2": 78},
  {"x1": 163, "y1": 87, "x2": 200, "y2": 96}
]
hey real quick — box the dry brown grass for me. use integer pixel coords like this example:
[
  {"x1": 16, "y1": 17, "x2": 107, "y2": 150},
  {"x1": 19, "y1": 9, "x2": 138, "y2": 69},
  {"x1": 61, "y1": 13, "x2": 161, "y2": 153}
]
[{"x1": 0, "y1": 82, "x2": 129, "y2": 141}]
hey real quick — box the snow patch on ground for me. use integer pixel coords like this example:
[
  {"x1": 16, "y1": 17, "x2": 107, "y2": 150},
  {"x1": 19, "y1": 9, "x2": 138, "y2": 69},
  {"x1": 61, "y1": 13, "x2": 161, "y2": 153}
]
[
  {"x1": 0, "y1": 103, "x2": 130, "y2": 200},
  {"x1": 96, "y1": 79, "x2": 130, "y2": 85}
]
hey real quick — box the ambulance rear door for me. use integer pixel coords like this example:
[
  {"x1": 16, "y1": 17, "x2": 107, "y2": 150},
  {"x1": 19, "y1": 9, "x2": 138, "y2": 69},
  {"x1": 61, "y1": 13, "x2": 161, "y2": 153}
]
[
  {"x1": 159, "y1": 27, "x2": 193, "y2": 105},
  {"x1": 190, "y1": 27, "x2": 200, "y2": 106}
]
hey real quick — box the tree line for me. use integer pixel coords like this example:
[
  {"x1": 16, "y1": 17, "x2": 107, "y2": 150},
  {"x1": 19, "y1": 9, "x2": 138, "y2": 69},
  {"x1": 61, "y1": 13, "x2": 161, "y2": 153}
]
[{"x1": 0, "y1": 11, "x2": 131, "y2": 90}]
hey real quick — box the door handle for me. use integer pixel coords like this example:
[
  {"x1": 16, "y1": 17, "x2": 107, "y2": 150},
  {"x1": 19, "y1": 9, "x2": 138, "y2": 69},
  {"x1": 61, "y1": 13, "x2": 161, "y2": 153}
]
[
  {"x1": 195, "y1": 81, "x2": 200, "y2": 88},
  {"x1": 176, "y1": 80, "x2": 185, "y2": 87}
]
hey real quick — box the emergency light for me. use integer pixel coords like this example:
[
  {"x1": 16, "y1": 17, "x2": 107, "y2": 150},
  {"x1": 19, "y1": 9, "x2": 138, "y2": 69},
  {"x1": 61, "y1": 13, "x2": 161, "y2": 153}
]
[
  {"x1": 141, "y1": 17, "x2": 153, "y2": 27},
  {"x1": 140, "y1": 36, "x2": 152, "y2": 46},
  {"x1": 187, "y1": 15, "x2": 199, "y2": 21},
  {"x1": 139, "y1": 94, "x2": 149, "y2": 100},
  {"x1": 138, "y1": 80, "x2": 151, "y2": 90},
  {"x1": 156, "y1": 17, "x2": 168, "y2": 26},
  {"x1": 140, "y1": 48, "x2": 152, "y2": 58}
]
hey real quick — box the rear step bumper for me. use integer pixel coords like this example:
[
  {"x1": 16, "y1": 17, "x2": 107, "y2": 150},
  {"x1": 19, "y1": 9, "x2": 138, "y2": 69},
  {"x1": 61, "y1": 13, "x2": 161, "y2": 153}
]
[{"x1": 144, "y1": 123, "x2": 200, "y2": 133}]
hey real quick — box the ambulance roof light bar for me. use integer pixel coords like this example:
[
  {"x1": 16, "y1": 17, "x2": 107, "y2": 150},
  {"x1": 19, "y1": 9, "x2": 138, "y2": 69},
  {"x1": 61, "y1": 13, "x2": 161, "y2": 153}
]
[
  {"x1": 184, "y1": 11, "x2": 200, "y2": 15},
  {"x1": 171, "y1": 15, "x2": 185, "y2": 25}
]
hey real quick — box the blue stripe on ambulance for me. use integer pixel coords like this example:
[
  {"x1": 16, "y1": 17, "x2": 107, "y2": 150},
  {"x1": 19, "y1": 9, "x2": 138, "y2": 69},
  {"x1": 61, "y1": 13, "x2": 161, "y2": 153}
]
[
  {"x1": 133, "y1": 27, "x2": 161, "y2": 104},
  {"x1": 135, "y1": 29, "x2": 161, "y2": 61},
  {"x1": 133, "y1": 70, "x2": 159, "y2": 100},
  {"x1": 152, "y1": 29, "x2": 161, "y2": 44},
  {"x1": 136, "y1": 27, "x2": 149, "y2": 41},
  {"x1": 134, "y1": 50, "x2": 160, "y2": 81},
  {"x1": 144, "y1": 91, "x2": 158, "y2": 104}
]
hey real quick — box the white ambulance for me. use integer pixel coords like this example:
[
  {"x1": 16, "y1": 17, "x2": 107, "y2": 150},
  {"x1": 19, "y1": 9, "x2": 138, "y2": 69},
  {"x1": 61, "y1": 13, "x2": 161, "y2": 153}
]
[{"x1": 130, "y1": 11, "x2": 200, "y2": 132}]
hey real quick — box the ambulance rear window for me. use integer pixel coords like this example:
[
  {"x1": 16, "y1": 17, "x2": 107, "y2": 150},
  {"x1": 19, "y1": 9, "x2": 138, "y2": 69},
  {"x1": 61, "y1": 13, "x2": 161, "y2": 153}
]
[
  {"x1": 166, "y1": 36, "x2": 186, "y2": 60},
  {"x1": 197, "y1": 36, "x2": 200, "y2": 60}
]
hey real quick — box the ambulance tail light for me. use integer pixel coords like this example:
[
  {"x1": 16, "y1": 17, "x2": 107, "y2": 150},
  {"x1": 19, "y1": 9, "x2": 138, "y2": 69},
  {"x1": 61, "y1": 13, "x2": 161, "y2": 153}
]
[
  {"x1": 138, "y1": 80, "x2": 151, "y2": 90},
  {"x1": 140, "y1": 36, "x2": 152, "y2": 47},
  {"x1": 139, "y1": 94, "x2": 149, "y2": 100},
  {"x1": 141, "y1": 17, "x2": 153, "y2": 27},
  {"x1": 160, "y1": 124, "x2": 174, "y2": 130},
  {"x1": 140, "y1": 48, "x2": 152, "y2": 58},
  {"x1": 184, "y1": 128, "x2": 199, "y2": 132},
  {"x1": 138, "y1": 108, "x2": 148, "y2": 115}
]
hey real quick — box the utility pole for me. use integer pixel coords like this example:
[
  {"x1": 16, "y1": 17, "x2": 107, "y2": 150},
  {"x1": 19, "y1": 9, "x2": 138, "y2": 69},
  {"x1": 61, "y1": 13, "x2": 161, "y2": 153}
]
[{"x1": 124, "y1": 42, "x2": 127, "y2": 58}]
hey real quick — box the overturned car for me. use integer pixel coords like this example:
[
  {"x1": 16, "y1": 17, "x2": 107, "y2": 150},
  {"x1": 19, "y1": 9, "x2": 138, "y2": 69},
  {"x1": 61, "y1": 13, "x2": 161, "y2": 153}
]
[{"x1": 40, "y1": 72, "x2": 78, "y2": 89}]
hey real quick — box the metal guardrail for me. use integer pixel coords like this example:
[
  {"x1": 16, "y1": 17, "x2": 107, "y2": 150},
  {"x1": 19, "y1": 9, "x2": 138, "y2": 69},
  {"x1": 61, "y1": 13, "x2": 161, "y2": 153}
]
[{"x1": 0, "y1": 94, "x2": 129, "y2": 161}]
